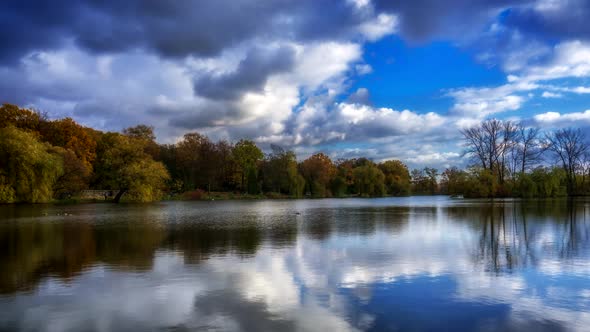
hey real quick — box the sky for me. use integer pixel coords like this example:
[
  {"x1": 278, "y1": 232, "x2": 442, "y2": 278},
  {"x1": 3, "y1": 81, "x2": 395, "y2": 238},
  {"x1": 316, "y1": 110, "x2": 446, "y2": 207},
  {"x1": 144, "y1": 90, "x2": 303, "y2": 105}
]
[{"x1": 2, "y1": 0, "x2": 590, "y2": 169}]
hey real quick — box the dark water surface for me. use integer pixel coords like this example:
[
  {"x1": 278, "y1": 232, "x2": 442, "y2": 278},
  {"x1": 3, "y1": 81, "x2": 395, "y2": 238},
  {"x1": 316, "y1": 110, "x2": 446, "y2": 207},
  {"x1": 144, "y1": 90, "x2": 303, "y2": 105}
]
[{"x1": 0, "y1": 197, "x2": 589, "y2": 331}]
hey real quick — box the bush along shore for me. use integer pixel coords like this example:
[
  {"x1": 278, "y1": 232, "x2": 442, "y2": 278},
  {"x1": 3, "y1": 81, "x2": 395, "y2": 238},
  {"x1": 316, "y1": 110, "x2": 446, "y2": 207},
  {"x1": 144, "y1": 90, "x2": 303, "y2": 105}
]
[{"x1": 1, "y1": 104, "x2": 589, "y2": 204}]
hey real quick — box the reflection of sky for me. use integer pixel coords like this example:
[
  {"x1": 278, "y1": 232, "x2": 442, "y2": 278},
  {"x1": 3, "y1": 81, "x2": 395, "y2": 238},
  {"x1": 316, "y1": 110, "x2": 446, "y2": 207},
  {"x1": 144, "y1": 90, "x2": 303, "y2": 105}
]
[{"x1": 0, "y1": 199, "x2": 589, "y2": 331}]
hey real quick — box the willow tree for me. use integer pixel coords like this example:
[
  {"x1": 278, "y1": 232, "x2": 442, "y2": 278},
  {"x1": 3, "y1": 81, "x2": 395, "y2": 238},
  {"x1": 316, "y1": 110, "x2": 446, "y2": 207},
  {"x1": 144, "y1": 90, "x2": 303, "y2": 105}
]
[
  {"x1": 353, "y1": 163, "x2": 386, "y2": 197},
  {"x1": 0, "y1": 126, "x2": 63, "y2": 203}
]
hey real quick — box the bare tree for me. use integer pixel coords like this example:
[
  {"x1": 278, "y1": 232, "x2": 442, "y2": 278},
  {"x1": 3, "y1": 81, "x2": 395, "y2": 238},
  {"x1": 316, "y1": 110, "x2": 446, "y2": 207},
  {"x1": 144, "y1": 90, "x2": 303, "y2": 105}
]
[
  {"x1": 461, "y1": 125, "x2": 489, "y2": 170},
  {"x1": 516, "y1": 126, "x2": 542, "y2": 174},
  {"x1": 482, "y1": 119, "x2": 504, "y2": 176},
  {"x1": 545, "y1": 128, "x2": 589, "y2": 195},
  {"x1": 579, "y1": 150, "x2": 590, "y2": 192},
  {"x1": 461, "y1": 119, "x2": 519, "y2": 183},
  {"x1": 498, "y1": 121, "x2": 518, "y2": 182}
]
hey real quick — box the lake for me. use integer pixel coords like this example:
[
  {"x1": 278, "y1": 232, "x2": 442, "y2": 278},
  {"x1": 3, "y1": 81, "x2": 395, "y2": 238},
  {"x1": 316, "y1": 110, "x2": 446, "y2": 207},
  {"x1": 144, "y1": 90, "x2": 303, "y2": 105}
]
[{"x1": 0, "y1": 197, "x2": 589, "y2": 331}]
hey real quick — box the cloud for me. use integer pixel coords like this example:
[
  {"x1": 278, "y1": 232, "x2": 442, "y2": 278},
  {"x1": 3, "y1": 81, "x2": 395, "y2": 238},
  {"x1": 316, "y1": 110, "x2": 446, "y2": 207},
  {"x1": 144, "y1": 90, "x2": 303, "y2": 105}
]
[
  {"x1": 346, "y1": 88, "x2": 371, "y2": 104},
  {"x1": 447, "y1": 82, "x2": 537, "y2": 117},
  {"x1": 355, "y1": 64, "x2": 373, "y2": 75},
  {"x1": 505, "y1": 0, "x2": 590, "y2": 41},
  {"x1": 534, "y1": 110, "x2": 590, "y2": 126},
  {"x1": 283, "y1": 100, "x2": 459, "y2": 167},
  {"x1": 447, "y1": 39, "x2": 590, "y2": 127},
  {"x1": 570, "y1": 86, "x2": 590, "y2": 94},
  {"x1": 0, "y1": 0, "x2": 393, "y2": 64},
  {"x1": 290, "y1": 102, "x2": 446, "y2": 146},
  {"x1": 3, "y1": 0, "x2": 590, "y2": 170},
  {"x1": 473, "y1": 25, "x2": 552, "y2": 72},
  {"x1": 333, "y1": 103, "x2": 445, "y2": 137},
  {"x1": 541, "y1": 91, "x2": 562, "y2": 98},
  {"x1": 358, "y1": 13, "x2": 398, "y2": 41},
  {"x1": 373, "y1": 0, "x2": 531, "y2": 43},
  {"x1": 167, "y1": 41, "x2": 364, "y2": 141},
  {"x1": 519, "y1": 40, "x2": 590, "y2": 82},
  {"x1": 193, "y1": 46, "x2": 296, "y2": 100}
]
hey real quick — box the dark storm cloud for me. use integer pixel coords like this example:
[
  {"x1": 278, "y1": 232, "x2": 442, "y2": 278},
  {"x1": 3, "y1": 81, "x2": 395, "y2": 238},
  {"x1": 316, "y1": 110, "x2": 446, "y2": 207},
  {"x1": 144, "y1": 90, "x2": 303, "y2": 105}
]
[
  {"x1": 372, "y1": 0, "x2": 590, "y2": 45},
  {"x1": 0, "y1": 0, "x2": 374, "y2": 64},
  {"x1": 164, "y1": 102, "x2": 237, "y2": 130},
  {"x1": 193, "y1": 46, "x2": 296, "y2": 100},
  {"x1": 3, "y1": 0, "x2": 585, "y2": 66},
  {"x1": 0, "y1": 1, "x2": 79, "y2": 64},
  {"x1": 373, "y1": 0, "x2": 532, "y2": 42},
  {"x1": 504, "y1": 0, "x2": 590, "y2": 41}
]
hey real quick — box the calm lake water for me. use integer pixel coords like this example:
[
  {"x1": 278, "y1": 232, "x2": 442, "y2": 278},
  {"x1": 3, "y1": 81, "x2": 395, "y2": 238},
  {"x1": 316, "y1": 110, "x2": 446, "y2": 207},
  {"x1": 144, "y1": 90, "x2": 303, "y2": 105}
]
[{"x1": 0, "y1": 197, "x2": 589, "y2": 331}]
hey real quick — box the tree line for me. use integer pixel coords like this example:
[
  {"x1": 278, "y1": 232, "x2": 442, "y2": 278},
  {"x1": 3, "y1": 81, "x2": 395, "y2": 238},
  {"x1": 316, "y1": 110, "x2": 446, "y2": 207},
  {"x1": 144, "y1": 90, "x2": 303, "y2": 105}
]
[
  {"x1": 449, "y1": 119, "x2": 590, "y2": 198},
  {"x1": 0, "y1": 104, "x2": 589, "y2": 203}
]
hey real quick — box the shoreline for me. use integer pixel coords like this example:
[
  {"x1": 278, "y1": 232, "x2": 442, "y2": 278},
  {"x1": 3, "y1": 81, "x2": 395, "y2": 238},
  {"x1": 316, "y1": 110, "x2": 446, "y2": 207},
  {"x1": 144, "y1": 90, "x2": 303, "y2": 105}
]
[{"x1": 2, "y1": 193, "x2": 587, "y2": 206}]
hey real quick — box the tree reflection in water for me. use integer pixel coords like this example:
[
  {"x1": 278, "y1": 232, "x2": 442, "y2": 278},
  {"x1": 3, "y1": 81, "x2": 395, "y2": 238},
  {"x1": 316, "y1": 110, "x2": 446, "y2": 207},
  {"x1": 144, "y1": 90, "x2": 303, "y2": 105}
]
[{"x1": 0, "y1": 199, "x2": 590, "y2": 331}]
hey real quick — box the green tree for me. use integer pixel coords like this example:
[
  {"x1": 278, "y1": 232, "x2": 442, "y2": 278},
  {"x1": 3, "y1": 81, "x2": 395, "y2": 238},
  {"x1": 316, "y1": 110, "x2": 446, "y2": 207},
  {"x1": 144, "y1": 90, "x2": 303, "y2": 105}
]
[
  {"x1": 330, "y1": 176, "x2": 347, "y2": 197},
  {"x1": 530, "y1": 167, "x2": 567, "y2": 197},
  {"x1": 440, "y1": 167, "x2": 467, "y2": 195},
  {"x1": 544, "y1": 128, "x2": 589, "y2": 195},
  {"x1": 353, "y1": 164, "x2": 386, "y2": 197},
  {"x1": 463, "y1": 169, "x2": 498, "y2": 198},
  {"x1": 123, "y1": 124, "x2": 160, "y2": 159},
  {"x1": 93, "y1": 133, "x2": 169, "y2": 202},
  {"x1": 246, "y1": 167, "x2": 260, "y2": 194},
  {"x1": 233, "y1": 139, "x2": 263, "y2": 192},
  {"x1": 261, "y1": 145, "x2": 305, "y2": 196}
]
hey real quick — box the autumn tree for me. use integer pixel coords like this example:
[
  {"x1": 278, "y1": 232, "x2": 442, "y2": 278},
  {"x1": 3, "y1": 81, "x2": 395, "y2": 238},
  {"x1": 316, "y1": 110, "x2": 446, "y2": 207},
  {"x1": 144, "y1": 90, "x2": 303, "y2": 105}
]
[
  {"x1": 378, "y1": 160, "x2": 411, "y2": 196},
  {"x1": 40, "y1": 117, "x2": 97, "y2": 169},
  {"x1": 0, "y1": 104, "x2": 45, "y2": 133},
  {"x1": 300, "y1": 153, "x2": 336, "y2": 197},
  {"x1": 49, "y1": 146, "x2": 91, "y2": 196},
  {"x1": 123, "y1": 124, "x2": 156, "y2": 141},
  {"x1": 215, "y1": 140, "x2": 238, "y2": 191},
  {"x1": 174, "y1": 132, "x2": 212, "y2": 191},
  {"x1": 333, "y1": 159, "x2": 355, "y2": 196}
]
